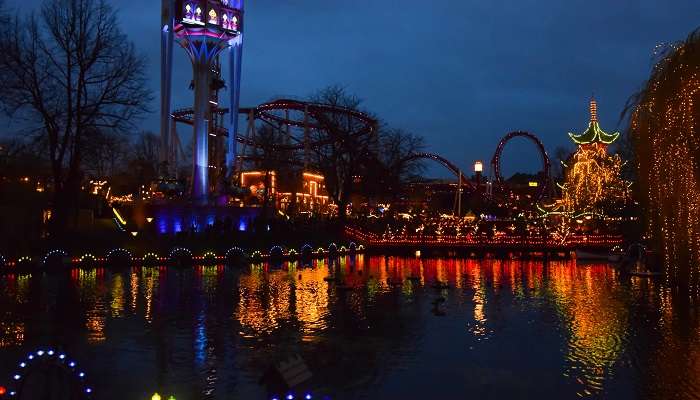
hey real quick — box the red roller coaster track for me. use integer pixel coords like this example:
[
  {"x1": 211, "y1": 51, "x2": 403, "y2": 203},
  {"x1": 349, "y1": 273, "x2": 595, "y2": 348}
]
[
  {"x1": 171, "y1": 98, "x2": 377, "y2": 151},
  {"x1": 491, "y1": 131, "x2": 551, "y2": 199}
]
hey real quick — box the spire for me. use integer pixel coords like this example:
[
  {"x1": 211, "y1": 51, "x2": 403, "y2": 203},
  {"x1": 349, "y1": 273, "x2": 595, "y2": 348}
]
[
  {"x1": 568, "y1": 97, "x2": 620, "y2": 145},
  {"x1": 589, "y1": 96, "x2": 598, "y2": 123}
]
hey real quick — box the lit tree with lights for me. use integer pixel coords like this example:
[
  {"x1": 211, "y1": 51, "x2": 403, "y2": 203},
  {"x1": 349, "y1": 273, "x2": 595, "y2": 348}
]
[
  {"x1": 627, "y1": 28, "x2": 700, "y2": 292},
  {"x1": 559, "y1": 98, "x2": 631, "y2": 217}
]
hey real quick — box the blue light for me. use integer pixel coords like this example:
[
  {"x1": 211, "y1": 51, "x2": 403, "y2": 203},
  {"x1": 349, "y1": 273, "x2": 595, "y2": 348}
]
[
  {"x1": 59, "y1": 354, "x2": 66, "y2": 359},
  {"x1": 79, "y1": 372, "x2": 85, "y2": 378},
  {"x1": 28, "y1": 355, "x2": 34, "y2": 360},
  {"x1": 47, "y1": 350, "x2": 54, "y2": 356},
  {"x1": 19, "y1": 362, "x2": 25, "y2": 368},
  {"x1": 305, "y1": 395, "x2": 312, "y2": 400},
  {"x1": 286, "y1": 395, "x2": 294, "y2": 400},
  {"x1": 69, "y1": 361, "x2": 76, "y2": 368},
  {"x1": 85, "y1": 388, "x2": 92, "y2": 393},
  {"x1": 238, "y1": 219, "x2": 247, "y2": 231}
]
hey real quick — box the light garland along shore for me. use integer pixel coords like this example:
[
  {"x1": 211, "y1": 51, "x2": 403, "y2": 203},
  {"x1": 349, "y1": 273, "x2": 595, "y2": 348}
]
[
  {"x1": 4, "y1": 348, "x2": 93, "y2": 398},
  {"x1": 0, "y1": 243, "x2": 365, "y2": 271}
]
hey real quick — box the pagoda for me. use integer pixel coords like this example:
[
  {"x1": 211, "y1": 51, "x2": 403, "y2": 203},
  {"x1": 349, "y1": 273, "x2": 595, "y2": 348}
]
[{"x1": 561, "y1": 97, "x2": 628, "y2": 215}]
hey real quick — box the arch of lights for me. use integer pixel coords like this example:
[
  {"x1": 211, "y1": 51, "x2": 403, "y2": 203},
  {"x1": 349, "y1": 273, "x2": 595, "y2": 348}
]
[{"x1": 7, "y1": 349, "x2": 93, "y2": 398}]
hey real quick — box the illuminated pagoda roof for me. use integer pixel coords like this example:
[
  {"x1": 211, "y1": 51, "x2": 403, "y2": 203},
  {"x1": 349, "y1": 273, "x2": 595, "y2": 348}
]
[{"x1": 568, "y1": 98, "x2": 620, "y2": 145}]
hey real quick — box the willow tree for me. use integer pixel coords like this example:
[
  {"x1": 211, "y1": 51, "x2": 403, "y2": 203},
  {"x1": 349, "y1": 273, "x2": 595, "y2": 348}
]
[
  {"x1": 626, "y1": 28, "x2": 700, "y2": 292},
  {"x1": 0, "y1": 0, "x2": 151, "y2": 232}
]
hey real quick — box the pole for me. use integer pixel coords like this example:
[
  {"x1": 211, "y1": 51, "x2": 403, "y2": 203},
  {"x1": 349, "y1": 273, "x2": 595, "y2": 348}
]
[
  {"x1": 458, "y1": 171, "x2": 462, "y2": 217},
  {"x1": 160, "y1": 0, "x2": 174, "y2": 177},
  {"x1": 226, "y1": 37, "x2": 243, "y2": 178},
  {"x1": 192, "y1": 59, "x2": 211, "y2": 202}
]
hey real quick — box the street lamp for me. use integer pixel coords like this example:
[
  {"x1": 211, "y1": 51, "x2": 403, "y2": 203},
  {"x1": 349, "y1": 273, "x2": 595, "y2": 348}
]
[{"x1": 474, "y1": 160, "x2": 483, "y2": 189}]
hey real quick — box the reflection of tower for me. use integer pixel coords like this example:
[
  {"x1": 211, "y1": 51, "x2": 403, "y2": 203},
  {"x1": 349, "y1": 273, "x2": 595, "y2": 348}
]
[{"x1": 161, "y1": 0, "x2": 244, "y2": 203}]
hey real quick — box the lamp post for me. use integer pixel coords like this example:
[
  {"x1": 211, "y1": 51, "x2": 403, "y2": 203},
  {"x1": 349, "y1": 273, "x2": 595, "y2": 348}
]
[{"x1": 474, "y1": 160, "x2": 483, "y2": 185}]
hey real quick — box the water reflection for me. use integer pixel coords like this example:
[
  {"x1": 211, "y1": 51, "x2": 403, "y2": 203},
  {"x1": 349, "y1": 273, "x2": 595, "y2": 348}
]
[{"x1": 0, "y1": 257, "x2": 699, "y2": 399}]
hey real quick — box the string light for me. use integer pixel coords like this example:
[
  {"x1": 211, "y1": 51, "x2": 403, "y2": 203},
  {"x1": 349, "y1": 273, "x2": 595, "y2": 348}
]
[
  {"x1": 629, "y1": 30, "x2": 700, "y2": 293},
  {"x1": 7, "y1": 349, "x2": 93, "y2": 397}
]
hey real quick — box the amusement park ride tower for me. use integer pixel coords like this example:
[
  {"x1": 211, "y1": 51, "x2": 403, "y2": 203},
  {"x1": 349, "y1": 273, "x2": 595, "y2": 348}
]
[{"x1": 161, "y1": 0, "x2": 244, "y2": 203}]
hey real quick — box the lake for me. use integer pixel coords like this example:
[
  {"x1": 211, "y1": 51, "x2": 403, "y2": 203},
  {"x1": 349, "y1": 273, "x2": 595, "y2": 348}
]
[{"x1": 0, "y1": 256, "x2": 699, "y2": 399}]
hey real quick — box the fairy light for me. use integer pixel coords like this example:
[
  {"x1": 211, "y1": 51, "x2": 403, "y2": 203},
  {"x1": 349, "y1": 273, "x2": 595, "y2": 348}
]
[
  {"x1": 560, "y1": 99, "x2": 630, "y2": 216},
  {"x1": 7, "y1": 349, "x2": 93, "y2": 397},
  {"x1": 629, "y1": 31, "x2": 700, "y2": 293}
]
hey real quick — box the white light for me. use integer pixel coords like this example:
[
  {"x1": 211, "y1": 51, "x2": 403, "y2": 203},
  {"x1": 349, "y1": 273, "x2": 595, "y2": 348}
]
[
  {"x1": 37, "y1": 350, "x2": 44, "y2": 356},
  {"x1": 69, "y1": 361, "x2": 76, "y2": 367},
  {"x1": 79, "y1": 372, "x2": 85, "y2": 378},
  {"x1": 59, "y1": 354, "x2": 66, "y2": 359},
  {"x1": 19, "y1": 362, "x2": 26, "y2": 368},
  {"x1": 47, "y1": 350, "x2": 54, "y2": 355},
  {"x1": 28, "y1": 355, "x2": 34, "y2": 360},
  {"x1": 13, "y1": 374, "x2": 20, "y2": 380}
]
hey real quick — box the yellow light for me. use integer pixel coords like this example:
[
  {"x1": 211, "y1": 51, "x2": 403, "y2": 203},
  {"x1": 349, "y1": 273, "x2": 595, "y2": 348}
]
[
  {"x1": 151, "y1": 394, "x2": 161, "y2": 400},
  {"x1": 146, "y1": 217, "x2": 154, "y2": 223},
  {"x1": 131, "y1": 231, "x2": 138, "y2": 237},
  {"x1": 474, "y1": 161, "x2": 483, "y2": 173},
  {"x1": 112, "y1": 208, "x2": 127, "y2": 225},
  {"x1": 528, "y1": 181, "x2": 539, "y2": 187},
  {"x1": 303, "y1": 172, "x2": 325, "y2": 180}
]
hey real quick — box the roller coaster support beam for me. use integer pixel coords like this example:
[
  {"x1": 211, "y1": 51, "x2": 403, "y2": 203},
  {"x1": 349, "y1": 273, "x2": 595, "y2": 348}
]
[
  {"x1": 160, "y1": 0, "x2": 175, "y2": 176},
  {"x1": 226, "y1": 34, "x2": 244, "y2": 179}
]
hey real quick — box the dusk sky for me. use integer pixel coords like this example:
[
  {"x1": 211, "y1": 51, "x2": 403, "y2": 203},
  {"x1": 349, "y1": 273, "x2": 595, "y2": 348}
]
[{"x1": 5, "y1": 0, "x2": 700, "y2": 177}]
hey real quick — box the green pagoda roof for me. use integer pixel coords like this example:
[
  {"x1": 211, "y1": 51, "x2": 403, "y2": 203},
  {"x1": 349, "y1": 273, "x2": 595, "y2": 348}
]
[{"x1": 568, "y1": 98, "x2": 620, "y2": 145}]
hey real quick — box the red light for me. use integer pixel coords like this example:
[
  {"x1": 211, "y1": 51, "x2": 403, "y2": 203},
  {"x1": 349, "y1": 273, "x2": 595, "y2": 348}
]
[{"x1": 0, "y1": 386, "x2": 7, "y2": 396}]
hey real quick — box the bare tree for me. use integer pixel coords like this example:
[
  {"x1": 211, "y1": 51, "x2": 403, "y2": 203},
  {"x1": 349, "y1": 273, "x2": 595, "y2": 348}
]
[
  {"x1": 82, "y1": 130, "x2": 129, "y2": 178},
  {"x1": 378, "y1": 128, "x2": 426, "y2": 186},
  {"x1": 0, "y1": 0, "x2": 151, "y2": 232},
  {"x1": 308, "y1": 85, "x2": 377, "y2": 220},
  {"x1": 126, "y1": 131, "x2": 161, "y2": 190}
]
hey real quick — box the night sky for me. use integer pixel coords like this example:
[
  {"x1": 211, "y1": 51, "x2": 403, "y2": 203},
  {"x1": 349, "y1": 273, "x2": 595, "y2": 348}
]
[{"x1": 4, "y1": 0, "x2": 700, "y2": 177}]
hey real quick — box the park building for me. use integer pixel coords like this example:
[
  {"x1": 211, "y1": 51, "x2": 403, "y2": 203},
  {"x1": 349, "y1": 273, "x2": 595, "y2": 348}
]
[{"x1": 239, "y1": 170, "x2": 332, "y2": 215}]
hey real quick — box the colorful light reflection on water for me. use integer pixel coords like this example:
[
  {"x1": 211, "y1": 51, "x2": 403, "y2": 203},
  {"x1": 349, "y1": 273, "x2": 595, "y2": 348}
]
[{"x1": 0, "y1": 257, "x2": 699, "y2": 399}]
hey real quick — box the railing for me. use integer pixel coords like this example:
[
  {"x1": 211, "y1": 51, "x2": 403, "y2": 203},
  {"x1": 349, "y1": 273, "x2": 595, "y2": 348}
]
[{"x1": 344, "y1": 226, "x2": 622, "y2": 250}]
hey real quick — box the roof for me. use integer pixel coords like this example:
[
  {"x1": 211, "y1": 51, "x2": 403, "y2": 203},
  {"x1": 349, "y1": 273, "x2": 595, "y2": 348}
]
[{"x1": 568, "y1": 99, "x2": 620, "y2": 145}]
